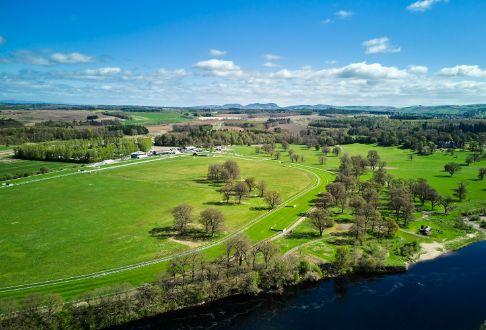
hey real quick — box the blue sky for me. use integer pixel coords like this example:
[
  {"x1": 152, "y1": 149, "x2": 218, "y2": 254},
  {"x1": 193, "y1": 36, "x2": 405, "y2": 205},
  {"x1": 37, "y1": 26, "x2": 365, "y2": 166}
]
[{"x1": 1, "y1": 0, "x2": 485, "y2": 106}]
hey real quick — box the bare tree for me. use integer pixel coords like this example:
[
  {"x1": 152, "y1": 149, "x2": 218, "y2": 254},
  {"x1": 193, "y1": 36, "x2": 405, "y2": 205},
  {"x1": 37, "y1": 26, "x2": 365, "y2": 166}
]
[
  {"x1": 264, "y1": 191, "x2": 282, "y2": 209},
  {"x1": 200, "y1": 208, "x2": 225, "y2": 237},
  {"x1": 257, "y1": 180, "x2": 267, "y2": 197},
  {"x1": 234, "y1": 181, "x2": 249, "y2": 204},
  {"x1": 172, "y1": 204, "x2": 193, "y2": 235}
]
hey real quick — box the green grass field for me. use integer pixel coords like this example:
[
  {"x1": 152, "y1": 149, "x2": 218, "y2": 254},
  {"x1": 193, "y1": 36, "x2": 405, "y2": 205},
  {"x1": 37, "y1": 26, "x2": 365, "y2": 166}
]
[
  {"x1": 0, "y1": 143, "x2": 484, "y2": 301},
  {"x1": 0, "y1": 158, "x2": 78, "y2": 179},
  {"x1": 124, "y1": 111, "x2": 191, "y2": 125},
  {"x1": 0, "y1": 155, "x2": 312, "y2": 287}
]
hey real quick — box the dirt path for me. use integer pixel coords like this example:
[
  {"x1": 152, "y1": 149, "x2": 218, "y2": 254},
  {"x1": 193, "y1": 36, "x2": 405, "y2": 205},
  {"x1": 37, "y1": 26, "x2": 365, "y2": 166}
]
[{"x1": 168, "y1": 237, "x2": 202, "y2": 248}]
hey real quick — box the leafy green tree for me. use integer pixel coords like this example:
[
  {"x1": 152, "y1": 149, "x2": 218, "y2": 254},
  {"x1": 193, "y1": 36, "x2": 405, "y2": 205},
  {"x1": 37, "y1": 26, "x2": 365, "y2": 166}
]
[
  {"x1": 453, "y1": 182, "x2": 467, "y2": 201},
  {"x1": 308, "y1": 208, "x2": 333, "y2": 236},
  {"x1": 444, "y1": 162, "x2": 461, "y2": 177}
]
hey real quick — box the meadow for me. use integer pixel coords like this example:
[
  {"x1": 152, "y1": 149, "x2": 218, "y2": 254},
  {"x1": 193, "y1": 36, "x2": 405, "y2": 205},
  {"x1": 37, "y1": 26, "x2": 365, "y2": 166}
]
[
  {"x1": 0, "y1": 155, "x2": 312, "y2": 287},
  {"x1": 0, "y1": 158, "x2": 78, "y2": 179},
  {"x1": 124, "y1": 111, "x2": 191, "y2": 125},
  {"x1": 0, "y1": 143, "x2": 484, "y2": 301}
]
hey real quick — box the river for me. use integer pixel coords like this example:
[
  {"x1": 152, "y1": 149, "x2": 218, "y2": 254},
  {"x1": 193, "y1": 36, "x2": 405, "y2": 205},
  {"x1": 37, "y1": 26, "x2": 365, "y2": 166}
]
[{"x1": 124, "y1": 241, "x2": 486, "y2": 330}]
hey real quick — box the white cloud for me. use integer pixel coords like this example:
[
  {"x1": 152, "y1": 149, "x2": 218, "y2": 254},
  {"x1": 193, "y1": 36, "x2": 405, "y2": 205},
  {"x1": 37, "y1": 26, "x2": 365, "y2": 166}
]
[
  {"x1": 194, "y1": 59, "x2": 243, "y2": 77},
  {"x1": 264, "y1": 53, "x2": 281, "y2": 61},
  {"x1": 85, "y1": 67, "x2": 121, "y2": 75},
  {"x1": 263, "y1": 62, "x2": 279, "y2": 68},
  {"x1": 10, "y1": 51, "x2": 52, "y2": 65},
  {"x1": 331, "y1": 62, "x2": 408, "y2": 80},
  {"x1": 408, "y1": 65, "x2": 429, "y2": 74},
  {"x1": 3, "y1": 59, "x2": 486, "y2": 107},
  {"x1": 438, "y1": 65, "x2": 486, "y2": 78},
  {"x1": 335, "y1": 10, "x2": 353, "y2": 18},
  {"x1": 326, "y1": 60, "x2": 337, "y2": 65},
  {"x1": 363, "y1": 37, "x2": 401, "y2": 54},
  {"x1": 50, "y1": 52, "x2": 93, "y2": 64},
  {"x1": 321, "y1": 18, "x2": 333, "y2": 24},
  {"x1": 407, "y1": 0, "x2": 445, "y2": 12},
  {"x1": 0, "y1": 36, "x2": 5, "y2": 46},
  {"x1": 209, "y1": 49, "x2": 227, "y2": 57}
]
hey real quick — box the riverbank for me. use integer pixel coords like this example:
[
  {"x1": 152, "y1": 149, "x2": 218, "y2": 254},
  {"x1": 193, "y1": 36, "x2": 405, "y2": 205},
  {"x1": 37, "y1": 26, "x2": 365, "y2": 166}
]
[{"x1": 120, "y1": 240, "x2": 486, "y2": 330}]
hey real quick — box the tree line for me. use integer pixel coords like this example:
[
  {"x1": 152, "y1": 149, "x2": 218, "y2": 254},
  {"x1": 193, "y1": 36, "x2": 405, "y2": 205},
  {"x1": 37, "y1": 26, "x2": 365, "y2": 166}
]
[
  {"x1": 14, "y1": 137, "x2": 152, "y2": 163},
  {"x1": 0, "y1": 122, "x2": 148, "y2": 146}
]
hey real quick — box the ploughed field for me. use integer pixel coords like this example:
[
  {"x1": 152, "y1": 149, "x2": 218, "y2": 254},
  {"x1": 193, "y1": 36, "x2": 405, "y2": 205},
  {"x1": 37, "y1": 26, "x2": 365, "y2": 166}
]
[{"x1": 0, "y1": 155, "x2": 312, "y2": 287}]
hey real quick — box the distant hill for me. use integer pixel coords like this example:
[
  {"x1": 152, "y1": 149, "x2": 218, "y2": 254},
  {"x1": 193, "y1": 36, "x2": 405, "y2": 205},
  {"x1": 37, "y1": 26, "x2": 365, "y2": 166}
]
[{"x1": 1, "y1": 101, "x2": 485, "y2": 117}]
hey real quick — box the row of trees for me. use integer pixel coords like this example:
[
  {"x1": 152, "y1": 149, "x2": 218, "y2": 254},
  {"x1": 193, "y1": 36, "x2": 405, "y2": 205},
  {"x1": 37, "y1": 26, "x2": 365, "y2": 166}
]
[
  {"x1": 14, "y1": 137, "x2": 152, "y2": 163},
  {"x1": 0, "y1": 122, "x2": 148, "y2": 145},
  {"x1": 0, "y1": 237, "x2": 325, "y2": 329}
]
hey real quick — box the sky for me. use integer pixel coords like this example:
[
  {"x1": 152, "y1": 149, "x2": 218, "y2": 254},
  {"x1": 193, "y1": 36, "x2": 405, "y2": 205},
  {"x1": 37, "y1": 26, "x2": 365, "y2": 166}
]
[{"x1": 0, "y1": 0, "x2": 485, "y2": 107}]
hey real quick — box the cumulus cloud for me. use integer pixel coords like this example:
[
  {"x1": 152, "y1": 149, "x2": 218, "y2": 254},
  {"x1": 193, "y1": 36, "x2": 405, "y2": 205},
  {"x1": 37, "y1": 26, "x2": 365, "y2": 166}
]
[
  {"x1": 0, "y1": 50, "x2": 94, "y2": 65},
  {"x1": 407, "y1": 0, "x2": 446, "y2": 12},
  {"x1": 2, "y1": 59, "x2": 486, "y2": 107},
  {"x1": 263, "y1": 62, "x2": 279, "y2": 68},
  {"x1": 194, "y1": 59, "x2": 243, "y2": 77},
  {"x1": 335, "y1": 10, "x2": 353, "y2": 18},
  {"x1": 438, "y1": 65, "x2": 486, "y2": 78},
  {"x1": 408, "y1": 65, "x2": 429, "y2": 74},
  {"x1": 209, "y1": 49, "x2": 227, "y2": 57},
  {"x1": 321, "y1": 18, "x2": 332, "y2": 24},
  {"x1": 264, "y1": 53, "x2": 281, "y2": 61},
  {"x1": 331, "y1": 62, "x2": 408, "y2": 80},
  {"x1": 50, "y1": 52, "x2": 93, "y2": 64},
  {"x1": 0, "y1": 36, "x2": 5, "y2": 46},
  {"x1": 363, "y1": 37, "x2": 401, "y2": 54}
]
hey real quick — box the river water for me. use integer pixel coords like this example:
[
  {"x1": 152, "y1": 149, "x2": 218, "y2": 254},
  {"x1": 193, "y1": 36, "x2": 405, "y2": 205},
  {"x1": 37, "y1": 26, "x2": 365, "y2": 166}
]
[{"x1": 125, "y1": 241, "x2": 486, "y2": 330}]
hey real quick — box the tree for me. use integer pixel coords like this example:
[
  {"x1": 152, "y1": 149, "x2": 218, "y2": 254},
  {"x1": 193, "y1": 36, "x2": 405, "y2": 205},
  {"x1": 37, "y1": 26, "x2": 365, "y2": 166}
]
[
  {"x1": 444, "y1": 162, "x2": 461, "y2": 177},
  {"x1": 207, "y1": 164, "x2": 223, "y2": 181},
  {"x1": 223, "y1": 160, "x2": 240, "y2": 180},
  {"x1": 319, "y1": 156, "x2": 326, "y2": 165},
  {"x1": 317, "y1": 192, "x2": 335, "y2": 209},
  {"x1": 308, "y1": 208, "x2": 333, "y2": 236},
  {"x1": 225, "y1": 234, "x2": 250, "y2": 266},
  {"x1": 200, "y1": 208, "x2": 225, "y2": 236},
  {"x1": 172, "y1": 204, "x2": 193, "y2": 235},
  {"x1": 257, "y1": 180, "x2": 267, "y2": 197},
  {"x1": 220, "y1": 183, "x2": 233, "y2": 204},
  {"x1": 322, "y1": 145, "x2": 330, "y2": 155},
  {"x1": 383, "y1": 218, "x2": 399, "y2": 238},
  {"x1": 264, "y1": 191, "x2": 282, "y2": 209},
  {"x1": 244, "y1": 177, "x2": 256, "y2": 192},
  {"x1": 326, "y1": 182, "x2": 347, "y2": 212},
  {"x1": 351, "y1": 215, "x2": 367, "y2": 242},
  {"x1": 440, "y1": 196, "x2": 454, "y2": 214},
  {"x1": 389, "y1": 186, "x2": 415, "y2": 225},
  {"x1": 333, "y1": 146, "x2": 342, "y2": 156},
  {"x1": 256, "y1": 240, "x2": 278, "y2": 268},
  {"x1": 453, "y1": 182, "x2": 467, "y2": 201},
  {"x1": 334, "y1": 246, "x2": 352, "y2": 275},
  {"x1": 408, "y1": 154, "x2": 414, "y2": 161},
  {"x1": 413, "y1": 178, "x2": 435, "y2": 206},
  {"x1": 465, "y1": 154, "x2": 474, "y2": 166},
  {"x1": 234, "y1": 181, "x2": 249, "y2": 204},
  {"x1": 478, "y1": 168, "x2": 486, "y2": 180},
  {"x1": 367, "y1": 150, "x2": 380, "y2": 170}
]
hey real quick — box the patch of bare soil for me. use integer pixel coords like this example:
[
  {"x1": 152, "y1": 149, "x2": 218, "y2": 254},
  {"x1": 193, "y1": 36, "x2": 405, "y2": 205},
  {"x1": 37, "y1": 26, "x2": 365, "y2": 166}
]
[
  {"x1": 168, "y1": 237, "x2": 202, "y2": 248},
  {"x1": 418, "y1": 242, "x2": 445, "y2": 261}
]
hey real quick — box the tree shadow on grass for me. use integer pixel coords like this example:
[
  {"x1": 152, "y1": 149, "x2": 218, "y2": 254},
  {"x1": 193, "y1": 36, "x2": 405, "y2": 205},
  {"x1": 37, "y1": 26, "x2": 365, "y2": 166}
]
[
  {"x1": 149, "y1": 226, "x2": 210, "y2": 241},
  {"x1": 250, "y1": 206, "x2": 270, "y2": 211},
  {"x1": 434, "y1": 174, "x2": 452, "y2": 178},
  {"x1": 193, "y1": 178, "x2": 221, "y2": 188},
  {"x1": 287, "y1": 231, "x2": 320, "y2": 239}
]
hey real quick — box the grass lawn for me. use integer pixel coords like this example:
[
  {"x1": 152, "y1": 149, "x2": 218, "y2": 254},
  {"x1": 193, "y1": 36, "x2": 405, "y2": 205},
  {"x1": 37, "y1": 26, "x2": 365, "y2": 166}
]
[
  {"x1": 0, "y1": 158, "x2": 78, "y2": 179},
  {"x1": 124, "y1": 111, "x2": 191, "y2": 125},
  {"x1": 1, "y1": 143, "x2": 483, "y2": 301},
  {"x1": 0, "y1": 155, "x2": 312, "y2": 287}
]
